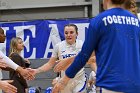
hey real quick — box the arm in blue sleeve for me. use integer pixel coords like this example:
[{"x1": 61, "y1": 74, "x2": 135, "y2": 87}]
[{"x1": 66, "y1": 19, "x2": 101, "y2": 78}]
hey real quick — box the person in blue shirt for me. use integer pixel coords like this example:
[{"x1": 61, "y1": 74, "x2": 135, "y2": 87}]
[{"x1": 52, "y1": 0, "x2": 140, "y2": 93}]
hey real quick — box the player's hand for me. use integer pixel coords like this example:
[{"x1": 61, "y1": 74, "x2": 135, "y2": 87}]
[
  {"x1": 16, "y1": 67, "x2": 35, "y2": 80},
  {"x1": 54, "y1": 59, "x2": 69, "y2": 72},
  {"x1": 26, "y1": 68, "x2": 38, "y2": 76},
  {"x1": 0, "y1": 80, "x2": 17, "y2": 93},
  {"x1": 52, "y1": 77, "x2": 60, "y2": 86},
  {"x1": 52, "y1": 75, "x2": 70, "y2": 93}
]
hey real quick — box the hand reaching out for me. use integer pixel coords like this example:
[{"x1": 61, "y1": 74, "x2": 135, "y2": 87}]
[
  {"x1": 52, "y1": 77, "x2": 60, "y2": 86},
  {"x1": 52, "y1": 80, "x2": 65, "y2": 93},
  {"x1": 0, "y1": 80, "x2": 17, "y2": 93},
  {"x1": 53, "y1": 59, "x2": 70, "y2": 72},
  {"x1": 26, "y1": 68, "x2": 38, "y2": 76},
  {"x1": 52, "y1": 75, "x2": 70, "y2": 93},
  {"x1": 16, "y1": 67, "x2": 35, "y2": 80}
]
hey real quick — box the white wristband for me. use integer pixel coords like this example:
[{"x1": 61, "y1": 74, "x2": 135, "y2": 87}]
[{"x1": 0, "y1": 51, "x2": 19, "y2": 70}]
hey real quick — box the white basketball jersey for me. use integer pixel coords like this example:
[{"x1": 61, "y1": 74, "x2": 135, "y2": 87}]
[{"x1": 52, "y1": 39, "x2": 85, "y2": 78}]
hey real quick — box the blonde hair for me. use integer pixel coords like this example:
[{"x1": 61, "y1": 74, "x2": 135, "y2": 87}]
[
  {"x1": 0, "y1": 28, "x2": 4, "y2": 34},
  {"x1": 9, "y1": 37, "x2": 22, "y2": 56},
  {"x1": 124, "y1": 0, "x2": 138, "y2": 15}
]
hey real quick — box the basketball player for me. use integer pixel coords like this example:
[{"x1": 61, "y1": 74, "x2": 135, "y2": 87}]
[
  {"x1": 32, "y1": 24, "x2": 87, "y2": 93},
  {"x1": 53, "y1": 0, "x2": 140, "y2": 93}
]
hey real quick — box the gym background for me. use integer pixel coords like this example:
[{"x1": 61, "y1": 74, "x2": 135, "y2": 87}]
[{"x1": 1, "y1": 0, "x2": 140, "y2": 92}]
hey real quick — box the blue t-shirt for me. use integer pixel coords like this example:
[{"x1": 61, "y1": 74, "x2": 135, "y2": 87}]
[{"x1": 66, "y1": 8, "x2": 140, "y2": 93}]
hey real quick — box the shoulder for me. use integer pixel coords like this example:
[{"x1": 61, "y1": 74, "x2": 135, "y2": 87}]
[
  {"x1": 76, "y1": 39, "x2": 83, "y2": 44},
  {"x1": 53, "y1": 40, "x2": 65, "y2": 52},
  {"x1": 89, "y1": 13, "x2": 105, "y2": 30},
  {"x1": 90, "y1": 8, "x2": 122, "y2": 22},
  {"x1": 55, "y1": 40, "x2": 65, "y2": 47},
  {"x1": 60, "y1": 40, "x2": 66, "y2": 44},
  {"x1": 76, "y1": 39, "x2": 83, "y2": 48},
  {"x1": 10, "y1": 53, "x2": 20, "y2": 57},
  {"x1": 10, "y1": 53, "x2": 22, "y2": 59}
]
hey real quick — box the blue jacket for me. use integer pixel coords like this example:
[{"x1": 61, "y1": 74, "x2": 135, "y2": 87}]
[{"x1": 66, "y1": 8, "x2": 140, "y2": 93}]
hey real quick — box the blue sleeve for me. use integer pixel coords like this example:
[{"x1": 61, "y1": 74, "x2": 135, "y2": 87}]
[{"x1": 65, "y1": 18, "x2": 101, "y2": 78}]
